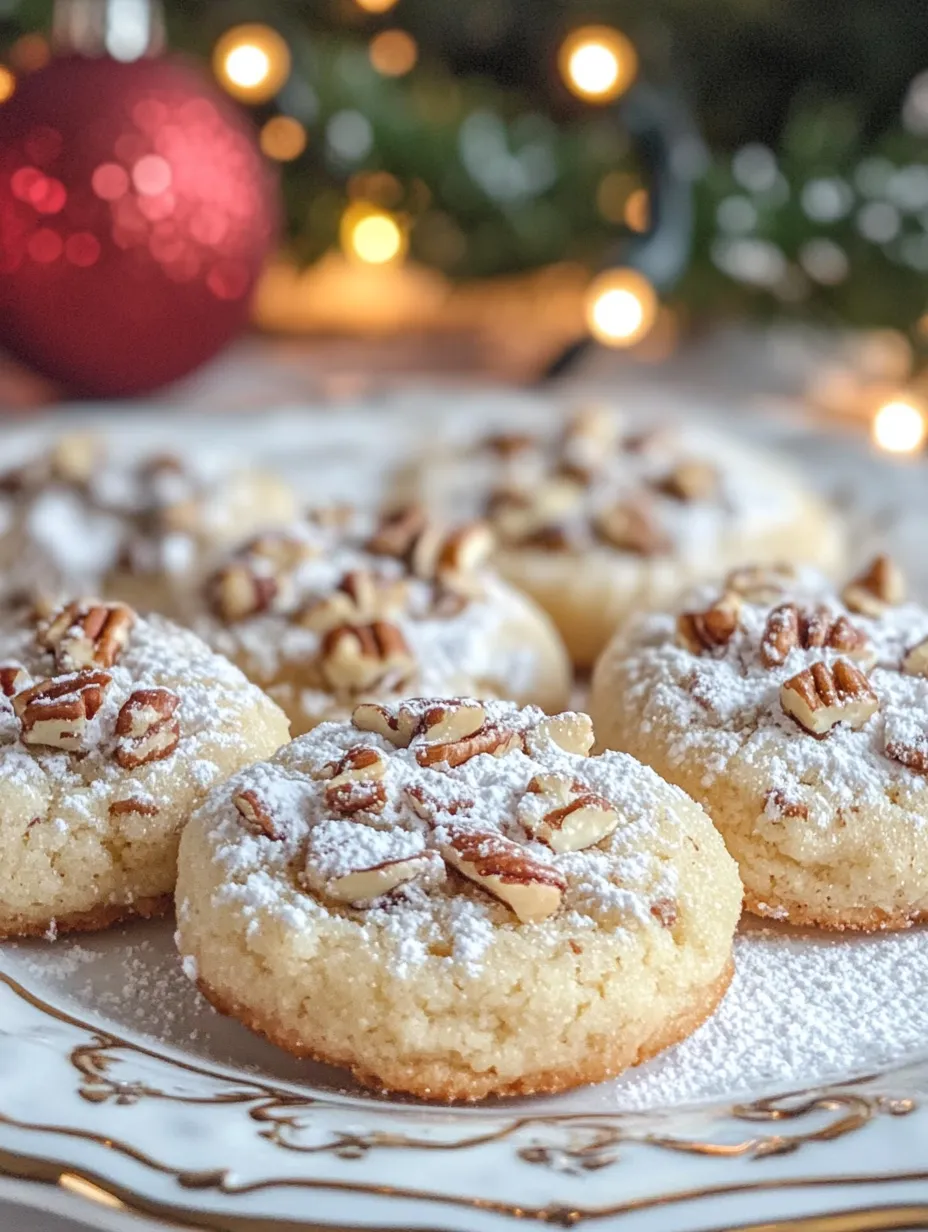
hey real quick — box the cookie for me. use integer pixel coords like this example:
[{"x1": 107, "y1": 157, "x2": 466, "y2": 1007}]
[
  {"x1": 188, "y1": 506, "x2": 572, "y2": 736},
  {"x1": 0, "y1": 434, "x2": 297, "y2": 617},
  {"x1": 590, "y1": 556, "x2": 928, "y2": 931},
  {"x1": 0, "y1": 597, "x2": 290, "y2": 939},
  {"x1": 397, "y1": 407, "x2": 845, "y2": 667},
  {"x1": 175, "y1": 697, "x2": 741, "y2": 1100}
]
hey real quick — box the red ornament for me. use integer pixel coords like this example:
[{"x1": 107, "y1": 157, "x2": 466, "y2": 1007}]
[{"x1": 0, "y1": 55, "x2": 279, "y2": 397}]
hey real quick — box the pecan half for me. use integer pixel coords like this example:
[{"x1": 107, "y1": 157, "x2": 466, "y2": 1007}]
[
  {"x1": 38, "y1": 600, "x2": 136, "y2": 671},
  {"x1": 677, "y1": 594, "x2": 742, "y2": 655},
  {"x1": 760, "y1": 604, "x2": 870, "y2": 668},
  {"x1": 320, "y1": 622, "x2": 415, "y2": 694},
  {"x1": 780, "y1": 659, "x2": 878, "y2": 737},
  {"x1": 842, "y1": 555, "x2": 906, "y2": 617},
  {"x1": 114, "y1": 687, "x2": 180, "y2": 769},
  {"x1": 518, "y1": 773, "x2": 619, "y2": 853},
  {"x1": 234, "y1": 788, "x2": 284, "y2": 840},
  {"x1": 441, "y1": 827, "x2": 566, "y2": 923},
  {"x1": 13, "y1": 670, "x2": 112, "y2": 752}
]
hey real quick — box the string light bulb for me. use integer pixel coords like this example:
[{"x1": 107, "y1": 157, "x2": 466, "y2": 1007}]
[
  {"x1": 369, "y1": 29, "x2": 418, "y2": 76},
  {"x1": 341, "y1": 202, "x2": 407, "y2": 265},
  {"x1": 872, "y1": 397, "x2": 927, "y2": 454},
  {"x1": 213, "y1": 24, "x2": 291, "y2": 104},
  {"x1": 0, "y1": 66, "x2": 16, "y2": 104},
  {"x1": 559, "y1": 26, "x2": 638, "y2": 104},
  {"x1": 260, "y1": 115, "x2": 308, "y2": 162},
  {"x1": 585, "y1": 268, "x2": 658, "y2": 347}
]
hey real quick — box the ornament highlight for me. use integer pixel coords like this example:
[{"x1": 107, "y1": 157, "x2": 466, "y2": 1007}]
[
  {"x1": 585, "y1": 268, "x2": 657, "y2": 346},
  {"x1": 559, "y1": 26, "x2": 638, "y2": 104}
]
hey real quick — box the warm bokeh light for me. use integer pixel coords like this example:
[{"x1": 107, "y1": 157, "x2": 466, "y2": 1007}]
[
  {"x1": 624, "y1": 187, "x2": 650, "y2": 232},
  {"x1": 0, "y1": 66, "x2": 16, "y2": 104},
  {"x1": 10, "y1": 33, "x2": 49, "y2": 72},
  {"x1": 585, "y1": 268, "x2": 658, "y2": 347},
  {"x1": 213, "y1": 24, "x2": 291, "y2": 103},
  {"x1": 369, "y1": 29, "x2": 418, "y2": 76},
  {"x1": 559, "y1": 26, "x2": 638, "y2": 103},
  {"x1": 341, "y1": 202, "x2": 407, "y2": 264},
  {"x1": 872, "y1": 398, "x2": 927, "y2": 454},
  {"x1": 260, "y1": 115, "x2": 308, "y2": 161},
  {"x1": 355, "y1": 0, "x2": 400, "y2": 10}
]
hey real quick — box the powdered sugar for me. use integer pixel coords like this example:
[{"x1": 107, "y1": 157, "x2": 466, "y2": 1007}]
[
  {"x1": 614, "y1": 568, "x2": 928, "y2": 813},
  {"x1": 185, "y1": 699, "x2": 683, "y2": 975}
]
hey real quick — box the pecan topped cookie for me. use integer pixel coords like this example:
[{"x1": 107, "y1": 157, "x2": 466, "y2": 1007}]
[
  {"x1": 0, "y1": 434, "x2": 297, "y2": 617},
  {"x1": 591, "y1": 556, "x2": 928, "y2": 931},
  {"x1": 175, "y1": 698, "x2": 740, "y2": 1101},
  {"x1": 398, "y1": 406, "x2": 845, "y2": 666},
  {"x1": 189, "y1": 506, "x2": 571, "y2": 735},
  {"x1": 0, "y1": 597, "x2": 290, "y2": 939}
]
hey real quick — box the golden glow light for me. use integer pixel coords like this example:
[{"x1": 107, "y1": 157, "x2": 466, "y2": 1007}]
[
  {"x1": 559, "y1": 26, "x2": 638, "y2": 103},
  {"x1": 341, "y1": 203, "x2": 407, "y2": 265},
  {"x1": 369, "y1": 29, "x2": 418, "y2": 76},
  {"x1": 624, "y1": 187, "x2": 650, "y2": 232},
  {"x1": 355, "y1": 0, "x2": 399, "y2": 11},
  {"x1": 585, "y1": 269, "x2": 658, "y2": 347},
  {"x1": 0, "y1": 66, "x2": 16, "y2": 104},
  {"x1": 872, "y1": 398, "x2": 927, "y2": 454},
  {"x1": 214, "y1": 24, "x2": 291, "y2": 103},
  {"x1": 261, "y1": 115, "x2": 308, "y2": 161},
  {"x1": 10, "y1": 33, "x2": 49, "y2": 72}
]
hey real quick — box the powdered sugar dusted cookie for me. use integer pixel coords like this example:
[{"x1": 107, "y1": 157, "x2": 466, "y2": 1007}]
[
  {"x1": 189, "y1": 506, "x2": 571, "y2": 736},
  {"x1": 0, "y1": 434, "x2": 297, "y2": 617},
  {"x1": 398, "y1": 407, "x2": 845, "y2": 667},
  {"x1": 0, "y1": 598, "x2": 290, "y2": 939},
  {"x1": 175, "y1": 698, "x2": 740, "y2": 1100},
  {"x1": 590, "y1": 556, "x2": 928, "y2": 931}
]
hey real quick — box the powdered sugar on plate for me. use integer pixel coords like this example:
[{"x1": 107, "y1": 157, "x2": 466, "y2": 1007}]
[{"x1": 5, "y1": 912, "x2": 928, "y2": 1112}]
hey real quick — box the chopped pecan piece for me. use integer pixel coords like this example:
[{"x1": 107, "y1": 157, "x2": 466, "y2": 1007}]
[
  {"x1": 884, "y1": 736, "x2": 928, "y2": 776},
  {"x1": 650, "y1": 898, "x2": 678, "y2": 927},
  {"x1": 319, "y1": 621, "x2": 415, "y2": 694},
  {"x1": 414, "y1": 722, "x2": 522, "y2": 769},
  {"x1": 352, "y1": 700, "x2": 420, "y2": 747},
  {"x1": 760, "y1": 604, "x2": 870, "y2": 668},
  {"x1": 0, "y1": 665, "x2": 29, "y2": 698},
  {"x1": 842, "y1": 555, "x2": 906, "y2": 617},
  {"x1": 365, "y1": 505, "x2": 429, "y2": 559},
  {"x1": 38, "y1": 600, "x2": 136, "y2": 671},
  {"x1": 780, "y1": 659, "x2": 878, "y2": 737},
  {"x1": 725, "y1": 563, "x2": 795, "y2": 605},
  {"x1": 114, "y1": 687, "x2": 180, "y2": 769},
  {"x1": 442, "y1": 827, "x2": 566, "y2": 923},
  {"x1": 483, "y1": 431, "x2": 536, "y2": 458},
  {"x1": 677, "y1": 594, "x2": 742, "y2": 655},
  {"x1": 234, "y1": 788, "x2": 284, "y2": 840},
  {"x1": 657, "y1": 460, "x2": 719, "y2": 502},
  {"x1": 208, "y1": 562, "x2": 279, "y2": 623},
  {"x1": 764, "y1": 787, "x2": 809, "y2": 820},
  {"x1": 524, "y1": 712, "x2": 595, "y2": 757},
  {"x1": 109, "y1": 797, "x2": 160, "y2": 818},
  {"x1": 417, "y1": 700, "x2": 487, "y2": 747},
  {"x1": 325, "y1": 851, "x2": 445, "y2": 905},
  {"x1": 518, "y1": 773, "x2": 619, "y2": 853},
  {"x1": 594, "y1": 499, "x2": 670, "y2": 555},
  {"x1": 13, "y1": 670, "x2": 112, "y2": 752},
  {"x1": 322, "y1": 745, "x2": 389, "y2": 815},
  {"x1": 299, "y1": 570, "x2": 408, "y2": 634},
  {"x1": 491, "y1": 481, "x2": 583, "y2": 544},
  {"x1": 903, "y1": 636, "x2": 928, "y2": 677}
]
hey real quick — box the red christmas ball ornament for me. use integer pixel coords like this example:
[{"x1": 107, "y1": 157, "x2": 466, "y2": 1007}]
[{"x1": 0, "y1": 49, "x2": 279, "y2": 397}]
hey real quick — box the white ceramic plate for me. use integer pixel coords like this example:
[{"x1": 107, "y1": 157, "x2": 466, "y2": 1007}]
[{"x1": 3, "y1": 388, "x2": 928, "y2": 1232}]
